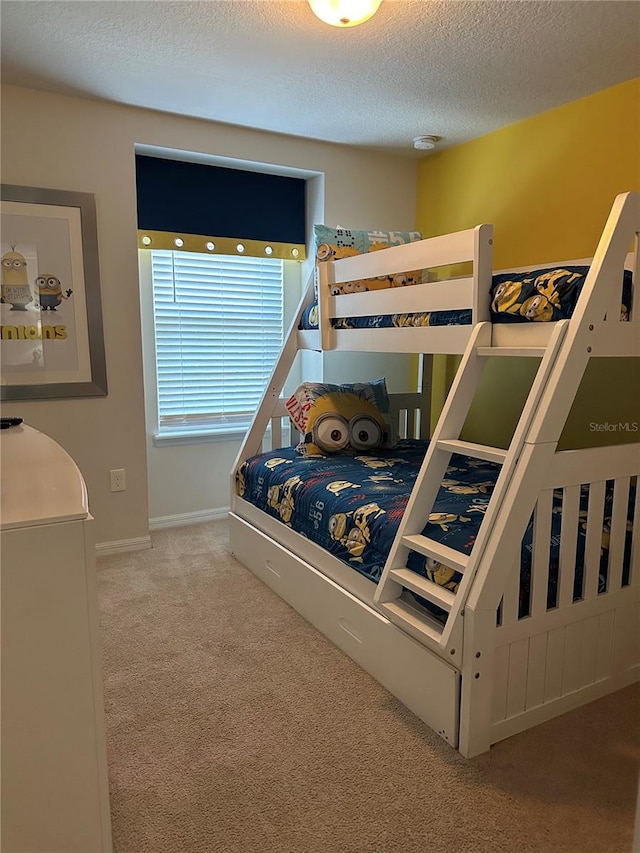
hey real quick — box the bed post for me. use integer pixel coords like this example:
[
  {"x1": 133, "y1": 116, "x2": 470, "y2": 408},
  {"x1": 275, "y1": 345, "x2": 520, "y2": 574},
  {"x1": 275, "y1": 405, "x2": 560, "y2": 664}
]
[
  {"x1": 459, "y1": 606, "x2": 496, "y2": 758},
  {"x1": 473, "y1": 224, "x2": 493, "y2": 323},
  {"x1": 419, "y1": 353, "x2": 433, "y2": 439},
  {"x1": 317, "y1": 258, "x2": 336, "y2": 350}
]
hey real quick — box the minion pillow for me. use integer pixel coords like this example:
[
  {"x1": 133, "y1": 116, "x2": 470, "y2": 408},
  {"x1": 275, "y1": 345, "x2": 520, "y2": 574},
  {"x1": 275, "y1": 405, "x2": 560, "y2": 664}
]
[
  {"x1": 286, "y1": 378, "x2": 398, "y2": 456},
  {"x1": 314, "y1": 225, "x2": 425, "y2": 295}
]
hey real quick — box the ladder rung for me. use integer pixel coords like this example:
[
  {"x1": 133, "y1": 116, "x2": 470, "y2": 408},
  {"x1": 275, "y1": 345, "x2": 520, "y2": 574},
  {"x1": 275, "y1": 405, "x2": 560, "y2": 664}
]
[
  {"x1": 378, "y1": 599, "x2": 444, "y2": 644},
  {"x1": 401, "y1": 535, "x2": 469, "y2": 574},
  {"x1": 389, "y1": 567, "x2": 455, "y2": 611},
  {"x1": 436, "y1": 439, "x2": 507, "y2": 464},
  {"x1": 477, "y1": 346, "x2": 546, "y2": 357}
]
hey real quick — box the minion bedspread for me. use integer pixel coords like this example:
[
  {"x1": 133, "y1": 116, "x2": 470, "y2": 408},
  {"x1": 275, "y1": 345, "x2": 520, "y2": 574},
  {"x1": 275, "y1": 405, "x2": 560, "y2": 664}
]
[
  {"x1": 236, "y1": 441, "x2": 634, "y2": 619},
  {"x1": 299, "y1": 267, "x2": 633, "y2": 330},
  {"x1": 299, "y1": 303, "x2": 471, "y2": 330}
]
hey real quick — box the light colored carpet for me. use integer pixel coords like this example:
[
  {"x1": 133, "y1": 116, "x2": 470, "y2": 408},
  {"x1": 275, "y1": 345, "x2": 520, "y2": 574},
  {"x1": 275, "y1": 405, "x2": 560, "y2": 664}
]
[{"x1": 97, "y1": 520, "x2": 639, "y2": 853}]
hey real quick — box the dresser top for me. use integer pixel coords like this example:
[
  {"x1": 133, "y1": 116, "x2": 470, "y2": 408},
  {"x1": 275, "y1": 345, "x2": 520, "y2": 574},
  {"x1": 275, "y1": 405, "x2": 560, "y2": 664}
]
[{"x1": 1, "y1": 424, "x2": 89, "y2": 530}]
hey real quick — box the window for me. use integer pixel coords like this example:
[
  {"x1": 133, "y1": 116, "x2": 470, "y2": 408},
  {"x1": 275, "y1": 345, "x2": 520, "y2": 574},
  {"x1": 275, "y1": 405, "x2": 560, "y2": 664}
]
[{"x1": 151, "y1": 250, "x2": 283, "y2": 439}]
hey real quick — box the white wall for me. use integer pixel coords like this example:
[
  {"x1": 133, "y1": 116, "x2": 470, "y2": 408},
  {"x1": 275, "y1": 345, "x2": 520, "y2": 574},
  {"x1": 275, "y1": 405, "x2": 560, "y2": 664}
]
[{"x1": 1, "y1": 85, "x2": 418, "y2": 545}]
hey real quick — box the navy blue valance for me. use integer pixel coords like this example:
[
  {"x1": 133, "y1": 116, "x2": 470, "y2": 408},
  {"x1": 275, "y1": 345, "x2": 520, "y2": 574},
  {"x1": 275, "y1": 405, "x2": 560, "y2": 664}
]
[{"x1": 135, "y1": 155, "x2": 306, "y2": 247}]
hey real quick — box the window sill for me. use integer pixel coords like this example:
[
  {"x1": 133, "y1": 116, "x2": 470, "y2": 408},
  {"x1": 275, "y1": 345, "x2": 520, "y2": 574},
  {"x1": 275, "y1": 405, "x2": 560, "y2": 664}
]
[{"x1": 153, "y1": 429, "x2": 248, "y2": 447}]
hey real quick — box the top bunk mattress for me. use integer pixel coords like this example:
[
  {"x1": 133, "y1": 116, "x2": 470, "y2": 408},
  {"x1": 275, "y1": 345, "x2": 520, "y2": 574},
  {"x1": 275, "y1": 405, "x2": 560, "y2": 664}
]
[
  {"x1": 300, "y1": 267, "x2": 633, "y2": 330},
  {"x1": 300, "y1": 304, "x2": 472, "y2": 330}
]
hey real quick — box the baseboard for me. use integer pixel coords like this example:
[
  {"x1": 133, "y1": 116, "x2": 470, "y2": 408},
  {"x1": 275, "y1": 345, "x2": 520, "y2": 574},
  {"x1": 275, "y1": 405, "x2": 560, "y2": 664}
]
[
  {"x1": 95, "y1": 509, "x2": 230, "y2": 554},
  {"x1": 148, "y1": 507, "x2": 230, "y2": 530},
  {"x1": 95, "y1": 535, "x2": 152, "y2": 556}
]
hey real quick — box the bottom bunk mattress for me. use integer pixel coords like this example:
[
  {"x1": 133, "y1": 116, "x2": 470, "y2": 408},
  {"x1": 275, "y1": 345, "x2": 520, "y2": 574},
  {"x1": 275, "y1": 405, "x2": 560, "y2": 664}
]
[
  {"x1": 237, "y1": 440, "x2": 430, "y2": 581},
  {"x1": 236, "y1": 441, "x2": 634, "y2": 617}
]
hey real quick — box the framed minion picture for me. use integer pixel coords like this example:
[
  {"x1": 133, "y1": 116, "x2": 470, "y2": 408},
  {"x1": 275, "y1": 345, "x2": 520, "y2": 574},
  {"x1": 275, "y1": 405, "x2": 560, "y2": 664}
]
[{"x1": 1, "y1": 185, "x2": 107, "y2": 400}]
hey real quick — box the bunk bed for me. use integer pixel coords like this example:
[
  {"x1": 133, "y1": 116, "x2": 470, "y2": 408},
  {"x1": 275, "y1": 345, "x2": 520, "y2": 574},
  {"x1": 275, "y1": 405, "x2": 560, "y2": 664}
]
[{"x1": 229, "y1": 192, "x2": 639, "y2": 757}]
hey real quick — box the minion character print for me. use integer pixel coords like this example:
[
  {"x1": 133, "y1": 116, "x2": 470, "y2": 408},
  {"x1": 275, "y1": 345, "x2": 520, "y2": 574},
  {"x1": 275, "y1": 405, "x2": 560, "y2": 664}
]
[
  {"x1": 329, "y1": 512, "x2": 349, "y2": 543},
  {"x1": 389, "y1": 272, "x2": 420, "y2": 287},
  {"x1": 328, "y1": 501, "x2": 385, "y2": 562},
  {"x1": 328, "y1": 509, "x2": 365, "y2": 561},
  {"x1": 518, "y1": 268, "x2": 581, "y2": 322},
  {"x1": 519, "y1": 293, "x2": 555, "y2": 321},
  {"x1": 490, "y1": 279, "x2": 524, "y2": 317},
  {"x1": 424, "y1": 557, "x2": 460, "y2": 593},
  {"x1": 533, "y1": 269, "x2": 569, "y2": 308},
  {"x1": 316, "y1": 242, "x2": 335, "y2": 263},
  {"x1": 35, "y1": 274, "x2": 73, "y2": 310},
  {"x1": 278, "y1": 475, "x2": 303, "y2": 524},
  {"x1": 1, "y1": 248, "x2": 32, "y2": 310},
  {"x1": 428, "y1": 512, "x2": 460, "y2": 531}
]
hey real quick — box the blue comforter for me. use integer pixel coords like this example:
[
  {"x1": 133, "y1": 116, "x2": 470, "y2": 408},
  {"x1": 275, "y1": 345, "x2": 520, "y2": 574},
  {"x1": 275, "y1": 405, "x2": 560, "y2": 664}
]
[
  {"x1": 299, "y1": 303, "x2": 471, "y2": 330},
  {"x1": 237, "y1": 441, "x2": 634, "y2": 617}
]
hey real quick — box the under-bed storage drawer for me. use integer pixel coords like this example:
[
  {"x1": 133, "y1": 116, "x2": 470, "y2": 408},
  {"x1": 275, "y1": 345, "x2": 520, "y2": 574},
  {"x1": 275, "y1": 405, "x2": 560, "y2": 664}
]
[{"x1": 229, "y1": 513, "x2": 461, "y2": 747}]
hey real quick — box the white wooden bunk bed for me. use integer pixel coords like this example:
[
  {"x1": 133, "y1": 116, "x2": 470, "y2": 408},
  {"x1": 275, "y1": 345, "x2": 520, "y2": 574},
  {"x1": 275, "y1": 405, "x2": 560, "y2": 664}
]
[{"x1": 229, "y1": 192, "x2": 639, "y2": 757}]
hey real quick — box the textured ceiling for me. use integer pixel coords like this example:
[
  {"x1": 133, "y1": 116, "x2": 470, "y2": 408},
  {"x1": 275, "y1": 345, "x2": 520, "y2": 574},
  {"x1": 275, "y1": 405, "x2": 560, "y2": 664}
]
[{"x1": 1, "y1": 0, "x2": 639, "y2": 157}]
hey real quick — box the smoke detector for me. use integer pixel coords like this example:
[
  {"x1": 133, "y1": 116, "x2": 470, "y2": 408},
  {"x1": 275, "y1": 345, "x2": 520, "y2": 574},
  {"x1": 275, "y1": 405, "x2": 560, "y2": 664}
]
[{"x1": 413, "y1": 135, "x2": 440, "y2": 151}]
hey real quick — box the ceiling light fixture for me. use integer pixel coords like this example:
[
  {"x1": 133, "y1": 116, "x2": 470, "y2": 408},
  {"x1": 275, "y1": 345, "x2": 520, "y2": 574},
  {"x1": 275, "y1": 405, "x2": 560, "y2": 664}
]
[
  {"x1": 413, "y1": 135, "x2": 440, "y2": 151},
  {"x1": 308, "y1": 0, "x2": 382, "y2": 28}
]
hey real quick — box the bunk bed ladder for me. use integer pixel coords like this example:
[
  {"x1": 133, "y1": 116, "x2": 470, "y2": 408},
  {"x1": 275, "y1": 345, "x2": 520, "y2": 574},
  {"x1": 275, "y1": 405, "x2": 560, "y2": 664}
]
[{"x1": 374, "y1": 319, "x2": 570, "y2": 666}]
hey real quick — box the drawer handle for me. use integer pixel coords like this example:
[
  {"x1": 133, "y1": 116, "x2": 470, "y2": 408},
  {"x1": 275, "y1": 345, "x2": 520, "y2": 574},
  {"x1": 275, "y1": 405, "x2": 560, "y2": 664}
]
[
  {"x1": 338, "y1": 618, "x2": 362, "y2": 643},
  {"x1": 265, "y1": 560, "x2": 281, "y2": 577}
]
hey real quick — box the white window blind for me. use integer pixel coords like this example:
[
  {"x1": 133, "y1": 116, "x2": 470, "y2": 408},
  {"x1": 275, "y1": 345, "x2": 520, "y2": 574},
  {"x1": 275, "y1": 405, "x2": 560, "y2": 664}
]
[{"x1": 151, "y1": 250, "x2": 283, "y2": 436}]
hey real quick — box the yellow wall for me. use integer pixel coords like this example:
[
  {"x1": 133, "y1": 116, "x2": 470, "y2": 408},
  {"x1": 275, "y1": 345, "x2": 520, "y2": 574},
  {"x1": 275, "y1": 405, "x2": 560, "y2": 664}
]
[{"x1": 417, "y1": 78, "x2": 640, "y2": 448}]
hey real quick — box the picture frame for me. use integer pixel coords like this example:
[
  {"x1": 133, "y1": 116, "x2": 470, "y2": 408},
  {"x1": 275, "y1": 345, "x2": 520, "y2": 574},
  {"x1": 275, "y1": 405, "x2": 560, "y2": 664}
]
[{"x1": 1, "y1": 184, "x2": 107, "y2": 400}]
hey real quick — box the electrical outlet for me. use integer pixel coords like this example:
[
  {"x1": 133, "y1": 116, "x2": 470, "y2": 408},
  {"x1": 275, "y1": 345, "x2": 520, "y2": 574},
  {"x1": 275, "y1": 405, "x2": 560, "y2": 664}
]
[{"x1": 110, "y1": 468, "x2": 126, "y2": 492}]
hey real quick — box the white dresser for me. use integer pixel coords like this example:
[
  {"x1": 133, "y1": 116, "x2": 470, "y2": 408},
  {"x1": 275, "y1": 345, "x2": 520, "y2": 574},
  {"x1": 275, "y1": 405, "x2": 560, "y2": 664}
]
[{"x1": 1, "y1": 424, "x2": 112, "y2": 853}]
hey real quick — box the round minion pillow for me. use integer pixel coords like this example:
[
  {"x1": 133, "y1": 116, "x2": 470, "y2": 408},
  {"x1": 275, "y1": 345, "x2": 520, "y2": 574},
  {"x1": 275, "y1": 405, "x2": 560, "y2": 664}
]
[
  {"x1": 285, "y1": 379, "x2": 395, "y2": 456},
  {"x1": 304, "y1": 391, "x2": 385, "y2": 455}
]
